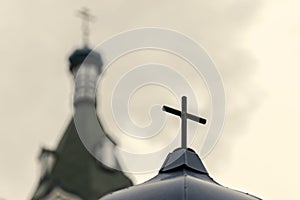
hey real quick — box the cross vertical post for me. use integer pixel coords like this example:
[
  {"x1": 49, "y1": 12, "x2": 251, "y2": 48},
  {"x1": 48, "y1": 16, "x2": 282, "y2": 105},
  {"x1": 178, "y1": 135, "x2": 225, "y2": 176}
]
[
  {"x1": 77, "y1": 7, "x2": 95, "y2": 47},
  {"x1": 162, "y1": 96, "x2": 207, "y2": 149},
  {"x1": 181, "y1": 96, "x2": 187, "y2": 148}
]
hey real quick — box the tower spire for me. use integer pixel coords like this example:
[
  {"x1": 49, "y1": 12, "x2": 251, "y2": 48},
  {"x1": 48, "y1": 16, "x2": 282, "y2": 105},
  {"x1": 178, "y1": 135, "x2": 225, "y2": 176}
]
[
  {"x1": 77, "y1": 7, "x2": 95, "y2": 47},
  {"x1": 162, "y1": 96, "x2": 207, "y2": 148}
]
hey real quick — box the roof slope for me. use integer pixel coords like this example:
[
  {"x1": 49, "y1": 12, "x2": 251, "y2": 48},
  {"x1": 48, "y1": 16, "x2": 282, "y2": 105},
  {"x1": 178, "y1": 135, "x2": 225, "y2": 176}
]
[
  {"x1": 100, "y1": 148, "x2": 261, "y2": 200},
  {"x1": 31, "y1": 119, "x2": 133, "y2": 200}
]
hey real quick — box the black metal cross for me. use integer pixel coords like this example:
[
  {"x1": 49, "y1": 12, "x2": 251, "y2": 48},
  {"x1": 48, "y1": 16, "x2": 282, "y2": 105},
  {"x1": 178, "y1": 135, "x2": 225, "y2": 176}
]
[{"x1": 162, "y1": 96, "x2": 207, "y2": 149}]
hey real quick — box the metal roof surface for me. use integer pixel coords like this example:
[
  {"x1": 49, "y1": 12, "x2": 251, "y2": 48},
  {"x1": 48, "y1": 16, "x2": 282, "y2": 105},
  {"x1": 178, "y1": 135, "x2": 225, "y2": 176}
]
[{"x1": 100, "y1": 148, "x2": 261, "y2": 200}]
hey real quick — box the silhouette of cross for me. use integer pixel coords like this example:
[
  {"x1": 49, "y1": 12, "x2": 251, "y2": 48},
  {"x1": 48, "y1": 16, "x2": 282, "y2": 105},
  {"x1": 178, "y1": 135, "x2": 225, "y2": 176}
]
[
  {"x1": 162, "y1": 96, "x2": 207, "y2": 149},
  {"x1": 77, "y1": 7, "x2": 95, "y2": 47}
]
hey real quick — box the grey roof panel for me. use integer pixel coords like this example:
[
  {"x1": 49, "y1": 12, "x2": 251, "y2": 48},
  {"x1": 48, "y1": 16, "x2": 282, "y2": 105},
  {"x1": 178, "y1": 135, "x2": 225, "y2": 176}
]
[{"x1": 100, "y1": 148, "x2": 261, "y2": 200}]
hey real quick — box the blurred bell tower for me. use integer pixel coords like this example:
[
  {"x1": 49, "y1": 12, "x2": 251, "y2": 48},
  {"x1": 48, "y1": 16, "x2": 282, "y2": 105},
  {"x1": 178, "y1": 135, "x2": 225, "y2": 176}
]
[{"x1": 30, "y1": 7, "x2": 133, "y2": 200}]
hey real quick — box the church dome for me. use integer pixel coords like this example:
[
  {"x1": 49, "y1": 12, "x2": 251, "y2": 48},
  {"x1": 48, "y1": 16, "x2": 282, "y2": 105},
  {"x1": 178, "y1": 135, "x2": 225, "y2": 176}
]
[
  {"x1": 100, "y1": 148, "x2": 261, "y2": 200},
  {"x1": 68, "y1": 46, "x2": 102, "y2": 75}
]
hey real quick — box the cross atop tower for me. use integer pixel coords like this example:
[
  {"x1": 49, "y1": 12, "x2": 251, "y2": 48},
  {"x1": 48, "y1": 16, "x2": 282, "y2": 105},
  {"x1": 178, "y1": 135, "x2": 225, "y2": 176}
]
[
  {"x1": 77, "y1": 7, "x2": 95, "y2": 47},
  {"x1": 162, "y1": 96, "x2": 207, "y2": 149}
]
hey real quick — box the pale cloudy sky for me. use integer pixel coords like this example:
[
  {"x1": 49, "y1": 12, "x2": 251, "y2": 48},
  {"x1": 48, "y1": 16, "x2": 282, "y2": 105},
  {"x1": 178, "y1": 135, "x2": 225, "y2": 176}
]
[{"x1": 0, "y1": 0, "x2": 300, "y2": 199}]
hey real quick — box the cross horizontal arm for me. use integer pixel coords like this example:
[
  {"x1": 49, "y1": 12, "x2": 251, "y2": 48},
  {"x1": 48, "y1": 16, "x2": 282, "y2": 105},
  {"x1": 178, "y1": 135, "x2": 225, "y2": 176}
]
[
  {"x1": 162, "y1": 105, "x2": 181, "y2": 117},
  {"x1": 187, "y1": 113, "x2": 207, "y2": 124},
  {"x1": 163, "y1": 105, "x2": 206, "y2": 124}
]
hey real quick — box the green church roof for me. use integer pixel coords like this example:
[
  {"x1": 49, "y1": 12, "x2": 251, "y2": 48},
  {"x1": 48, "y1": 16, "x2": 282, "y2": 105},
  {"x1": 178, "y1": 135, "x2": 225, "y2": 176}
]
[{"x1": 31, "y1": 119, "x2": 133, "y2": 200}]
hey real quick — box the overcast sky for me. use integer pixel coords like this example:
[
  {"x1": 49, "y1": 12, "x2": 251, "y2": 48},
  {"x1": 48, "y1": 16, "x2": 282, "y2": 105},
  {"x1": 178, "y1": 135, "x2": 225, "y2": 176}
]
[{"x1": 0, "y1": 0, "x2": 300, "y2": 199}]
